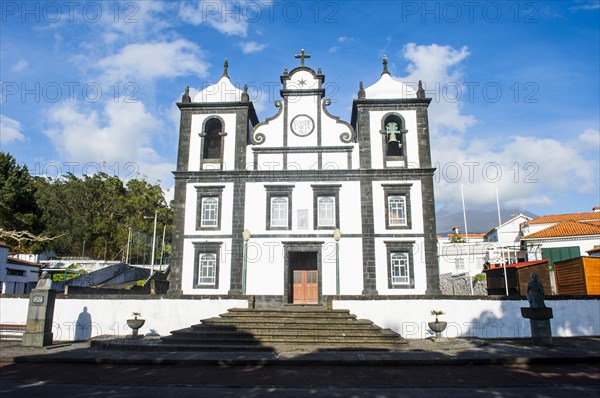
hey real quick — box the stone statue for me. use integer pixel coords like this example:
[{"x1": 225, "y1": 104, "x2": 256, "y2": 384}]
[
  {"x1": 35, "y1": 271, "x2": 53, "y2": 290},
  {"x1": 526, "y1": 272, "x2": 545, "y2": 308}
]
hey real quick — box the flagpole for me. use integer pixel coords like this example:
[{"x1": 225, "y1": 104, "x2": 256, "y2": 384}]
[
  {"x1": 496, "y1": 186, "x2": 509, "y2": 295},
  {"x1": 460, "y1": 184, "x2": 474, "y2": 295}
]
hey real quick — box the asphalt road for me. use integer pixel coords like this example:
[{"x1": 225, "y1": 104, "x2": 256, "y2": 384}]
[{"x1": 1, "y1": 362, "x2": 599, "y2": 397}]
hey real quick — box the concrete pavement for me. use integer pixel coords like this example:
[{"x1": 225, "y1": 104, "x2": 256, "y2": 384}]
[{"x1": 1, "y1": 336, "x2": 599, "y2": 366}]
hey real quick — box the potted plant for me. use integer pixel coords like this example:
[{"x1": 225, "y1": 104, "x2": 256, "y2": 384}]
[
  {"x1": 126, "y1": 312, "x2": 145, "y2": 338},
  {"x1": 428, "y1": 310, "x2": 447, "y2": 338}
]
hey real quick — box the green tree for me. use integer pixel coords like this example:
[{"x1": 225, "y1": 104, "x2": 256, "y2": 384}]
[{"x1": 0, "y1": 152, "x2": 40, "y2": 244}]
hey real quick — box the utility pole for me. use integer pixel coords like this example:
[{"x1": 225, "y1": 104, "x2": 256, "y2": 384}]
[{"x1": 150, "y1": 209, "x2": 157, "y2": 275}]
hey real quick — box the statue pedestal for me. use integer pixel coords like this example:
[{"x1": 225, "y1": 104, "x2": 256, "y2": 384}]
[
  {"x1": 22, "y1": 289, "x2": 56, "y2": 347},
  {"x1": 521, "y1": 307, "x2": 553, "y2": 345}
]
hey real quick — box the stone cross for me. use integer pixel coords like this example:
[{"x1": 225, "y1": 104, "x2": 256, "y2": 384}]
[{"x1": 294, "y1": 49, "x2": 311, "y2": 66}]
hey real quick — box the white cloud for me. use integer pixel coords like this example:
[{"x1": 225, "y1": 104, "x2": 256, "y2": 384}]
[
  {"x1": 96, "y1": 39, "x2": 208, "y2": 82},
  {"x1": 401, "y1": 43, "x2": 475, "y2": 134},
  {"x1": 11, "y1": 60, "x2": 28, "y2": 72},
  {"x1": 329, "y1": 36, "x2": 355, "y2": 53},
  {"x1": 179, "y1": 1, "x2": 248, "y2": 37},
  {"x1": 43, "y1": 100, "x2": 176, "y2": 187},
  {"x1": 0, "y1": 115, "x2": 26, "y2": 145},
  {"x1": 44, "y1": 100, "x2": 161, "y2": 163},
  {"x1": 239, "y1": 41, "x2": 266, "y2": 54},
  {"x1": 394, "y1": 43, "x2": 598, "y2": 211}
]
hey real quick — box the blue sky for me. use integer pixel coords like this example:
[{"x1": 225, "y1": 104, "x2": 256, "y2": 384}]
[{"x1": 1, "y1": 0, "x2": 599, "y2": 217}]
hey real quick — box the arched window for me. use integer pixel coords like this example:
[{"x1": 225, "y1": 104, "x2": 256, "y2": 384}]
[
  {"x1": 202, "y1": 118, "x2": 223, "y2": 160},
  {"x1": 383, "y1": 115, "x2": 404, "y2": 157}
]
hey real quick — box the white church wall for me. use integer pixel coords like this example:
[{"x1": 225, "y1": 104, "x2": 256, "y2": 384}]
[
  {"x1": 372, "y1": 180, "x2": 424, "y2": 234},
  {"x1": 368, "y1": 110, "x2": 419, "y2": 169},
  {"x1": 255, "y1": 154, "x2": 284, "y2": 171},
  {"x1": 287, "y1": 154, "x2": 318, "y2": 171},
  {"x1": 245, "y1": 239, "x2": 285, "y2": 295},
  {"x1": 180, "y1": 238, "x2": 232, "y2": 295},
  {"x1": 337, "y1": 238, "x2": 364, "y2": 294},
  {"x1": 3, "y1": 296, "x2": 597, "y2": 340},
  {"x1": 321, "y1": 153, "x2": 348, "y2": 170},
  {"x1": 375, "y1": 237, "x2": 427, "y2": 295},
  {"x1": 188, "y1": 113, "x2": 238, "y2": 171},
  {"x1": 184, "y1": 182, "x2": 234, "y2": 235},
  {"x1": 286, "y1": 97, "x2": 319, "y2": 148}
]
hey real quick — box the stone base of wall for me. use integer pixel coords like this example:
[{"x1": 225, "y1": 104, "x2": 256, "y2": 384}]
[{"x1": 440, "y1": 274, "x2": 487, "y2": 296}]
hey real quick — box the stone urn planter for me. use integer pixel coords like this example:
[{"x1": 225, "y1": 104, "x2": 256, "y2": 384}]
[
  {"x1": 428, "y1": 310, "x2": 447, "y2": 338},
  {"x1": 127, "y1": 312, "x2": 145, "y2": 338}
]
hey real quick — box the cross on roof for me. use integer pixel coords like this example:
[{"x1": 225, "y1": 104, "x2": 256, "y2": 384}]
[{"x1": 294, "y1": 49, "x2": 311, "y2": 66}]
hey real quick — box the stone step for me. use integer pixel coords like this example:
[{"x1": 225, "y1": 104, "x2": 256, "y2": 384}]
[
  {"x1": 190, "y1": 322, "x2": 381, "y2": 332},
  {"x1": 198, "y1": 317, "x2": 372, "y2": 327},
  {"x1": 171, "y1": 328, "x2": 394, "y2": 339},
  {"x1": 163, "y1": 333, "x2": 402, "y2": 345},
  {"x1": 162, "y1": 307, "x2": 405, "y2": 348}
]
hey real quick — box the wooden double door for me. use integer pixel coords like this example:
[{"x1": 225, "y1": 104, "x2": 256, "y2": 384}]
[{"x1": 289, "y1": 251, "x2": 319, "y2": 304}]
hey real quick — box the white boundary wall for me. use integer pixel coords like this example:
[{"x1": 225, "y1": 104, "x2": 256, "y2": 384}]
[
  {"x1": 333, "y1": 299, "x2": 600, "y2": 339},
  {"x1": 1, "y1": 296, "x2": 598, "y2": 340}
]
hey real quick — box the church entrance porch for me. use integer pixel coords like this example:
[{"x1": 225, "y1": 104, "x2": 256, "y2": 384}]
[{"x1": 283, "y1": 243, "x2": 323, "y2": 305}]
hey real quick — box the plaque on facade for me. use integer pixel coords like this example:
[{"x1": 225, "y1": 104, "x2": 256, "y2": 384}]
[
  {"x1": 32, "y1": 295, "x2": 44, "y2": 304},
  {"x1": 290, "y1": 114, "x2": 315, "y2": 137}
]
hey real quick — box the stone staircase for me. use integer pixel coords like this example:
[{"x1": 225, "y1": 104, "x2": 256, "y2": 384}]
[{"x1": 161, "y1": 307, "x2": 406, "y2": 351}]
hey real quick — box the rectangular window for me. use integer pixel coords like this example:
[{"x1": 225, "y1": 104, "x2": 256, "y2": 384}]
[
  {"x1": 198, "y1": 253, "x2": 216, "y2": 286},
  {"x1": 265, "y1": 185, "x2": 294, "y2": 230},
  {"x1": 390, "y1": 252, "x2": 409, "y2": 285},
  {"x1": 317, "y1": 196, "x2": 336, "y2": 227},
  {"x1": 271, "y1": 197, "x2": 288, "y2": 227},
  {"x1": 383, "y1": 184, "x2": 412, "y2": 230},
  {"x1": 388, "y1": 196, "x2": 407, "y2": 226},
  {"x1": 312, "y1": 185, "x2": 341, "y2": 230},
  {"x1": 201, "y1": 197, "x2": 218, "y2": 227},
  {"x1": 195, "y1": 186, "x2": 224, "y2": 230}
]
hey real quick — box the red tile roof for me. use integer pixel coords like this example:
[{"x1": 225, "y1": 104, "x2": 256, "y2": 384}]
[
  {"x1": 523, "y1": 220, "x2": 600, "y2": 239},
  {"x1": 529, "y1": 211, "x2": 600, "y2": 224},
  {"x1": 485, "y1": 259, "x2": 549, "y2": 271}
]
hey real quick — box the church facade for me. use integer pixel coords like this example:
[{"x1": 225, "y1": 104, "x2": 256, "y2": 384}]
[{"x1": 168, "y1": 52, "x2": 440, "y2": 304}]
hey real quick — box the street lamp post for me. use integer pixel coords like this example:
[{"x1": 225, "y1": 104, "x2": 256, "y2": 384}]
[
  {"x1": 242, "y1": 229, "x2": 251, "y2": 295},
  {"x1": 150, "y1": 209, "x2": 158, "y2": 275},
  {"x1": 333, "y1": 228, "x2": 342, "y2": 295}
]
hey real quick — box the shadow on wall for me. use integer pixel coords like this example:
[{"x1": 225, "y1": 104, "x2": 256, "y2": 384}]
[
  {"x1": 443, "y1": 298, "x2": 600, "y2": 339},
  {"x1": 74, "y1": 306, "x2": 92, "y2": 341}
]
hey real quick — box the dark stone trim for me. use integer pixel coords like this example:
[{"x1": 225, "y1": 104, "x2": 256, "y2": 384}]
[
  {"x1": 281, "y1": 88, "x2": 326, "y2": 97},
  {"x1": 422, "y1": 176, "x2": 441, "y2": 294},
  {"x1": 183, "y1": 233, "x2": 425, "y2": 239},
  {"x1": 283, "y1": 242, "x2": 324, "y2": 305},
  {"x1": 311, "y1": 184, "x2": 341, "y2": 230},
  {"x1": 252, "y1": 146, "x2": 353, "y2": 154},
  {"x1": 176, "y1": 101, "x2": 258, "y2": 126},
  {"x1": 382, "y1": 184, "x2": 413, "y2": 230},
  {"x1": 195, "y1": 185, "x2": 225, "y2": 230},
  {"x1": 385, "y1": 241, "x2": 416, "y2": 289},
  {"x1": 360, "y1": 178, "x2": 377, "y2": 295},
  {"x1": 174, "y1": 168, "x2": 437, "y2": 181},
  {"x1": 167, "y1": 178, "x2": 186, "y2": 295},
  {"x1": 192, "y1": 241, "x2": 222, "y2": 289},
  {"x1": 265, "y1": 185, "x2": 294, "y2": 230},
  {"x1": 280, "y1": 66, "x2": 325, "y2": 85},
  {"x1": 228, "y1": 180, "x2": 246, "y2": 294}
]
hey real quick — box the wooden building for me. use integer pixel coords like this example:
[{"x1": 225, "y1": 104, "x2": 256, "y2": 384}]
[
  {"x1": 554, "y1": 257, "x2": 600, "y2": 295},
  {"x1": 483, "y1": 260, "x2": 551, "y2": 296}
]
